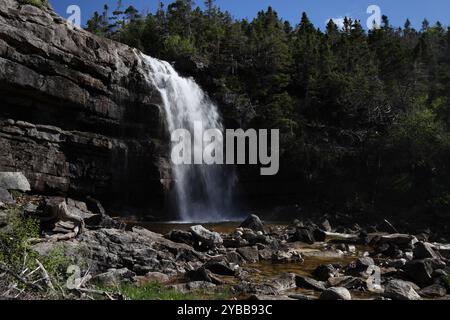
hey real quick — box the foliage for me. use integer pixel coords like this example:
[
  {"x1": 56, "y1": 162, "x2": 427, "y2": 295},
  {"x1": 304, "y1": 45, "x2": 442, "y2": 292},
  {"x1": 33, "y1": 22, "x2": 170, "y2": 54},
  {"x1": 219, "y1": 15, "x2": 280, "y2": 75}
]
[
  {"x1": 42, "y1": 244, "x2": 74, "y2": 283},
  {"x1": 0, "y1": 208, "x2": 40, "y2": 272},
  {"x1": 18, "y1": 0, "x2": 48, "y2": 8},
  {"x1": 117, "y1": 282, "x2": 233, "y2": 300},
  {"x1": 86, "y1": 1, "x2": 450, "y2": 217}
]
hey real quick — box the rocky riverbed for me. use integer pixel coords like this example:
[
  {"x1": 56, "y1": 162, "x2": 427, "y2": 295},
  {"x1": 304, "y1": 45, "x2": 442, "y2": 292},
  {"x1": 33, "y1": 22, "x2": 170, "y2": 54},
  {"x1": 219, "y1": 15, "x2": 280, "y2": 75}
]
[{"x1": 1, "y1": 173, "x2": 450, "y2": 300}]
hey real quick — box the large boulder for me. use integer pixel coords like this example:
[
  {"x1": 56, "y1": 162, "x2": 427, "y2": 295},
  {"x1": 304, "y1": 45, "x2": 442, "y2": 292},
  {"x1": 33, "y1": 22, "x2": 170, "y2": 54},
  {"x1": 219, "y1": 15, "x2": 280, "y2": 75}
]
[
  {"x1": 292, "y1": 227, "x2": 315, "y2": 244},
  {"x1": 33, "y1": 227, "x2": 204, "y2": 276},
  {"x1": 319, "y1": 287, "x2": 352, "y2": 300},
  {"x1": 0, "y1": 172, "x2": 30, "y2": 192},
  {"x1": 404, "y1": 259, "x2": 434, "y2": 287},
  {"x1": 240, "y1": 214, "x2": 264, "y2": 233},
  {"x1": 167, "y1": 229, "x2": 195, "y2": 247},
  {"x1": 377, "y1": 234, "x2": 418, "y2": 250},
  {"x1": 413, "y1": 242, "x2": 439, "y2": 260},
  {"x1": 327, "y1": 276, "x2": 367, "y2": 290},
  {"x1": 204, "y1": 259, "x2": 236, "y2": 276},
  {"x1": 190, "y1": 225, "x2": 223, "y2": 250},
  {"x1": 419, "y1": 284, "x2": 448, "y2": 298},
  {"x1": 313, "y1": 264, "x2": 338, "y2": 281},
  {"x1": 383, "y1": 280, "x2": 421, "y2": 300},
  {"x1": 237, "y1": 246, "x2": 260, "y2": 263},
  {"x1": 295, "y1": 275, "x2": 327, "y2": 291}
]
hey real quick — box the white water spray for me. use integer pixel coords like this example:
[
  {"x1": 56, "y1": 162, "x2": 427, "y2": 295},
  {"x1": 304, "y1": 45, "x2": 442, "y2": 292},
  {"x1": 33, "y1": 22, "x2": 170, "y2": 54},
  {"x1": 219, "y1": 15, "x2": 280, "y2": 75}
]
[{"x1": 140, "y1": 53, "x2": 238, "y2": 222}]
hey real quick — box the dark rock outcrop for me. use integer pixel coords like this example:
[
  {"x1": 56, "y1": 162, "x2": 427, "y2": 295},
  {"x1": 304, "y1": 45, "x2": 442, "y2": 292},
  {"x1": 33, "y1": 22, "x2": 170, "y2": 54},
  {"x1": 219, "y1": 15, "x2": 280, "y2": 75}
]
[{"x1": 0, "y1": 0, "x2": 171, "y2": 217}]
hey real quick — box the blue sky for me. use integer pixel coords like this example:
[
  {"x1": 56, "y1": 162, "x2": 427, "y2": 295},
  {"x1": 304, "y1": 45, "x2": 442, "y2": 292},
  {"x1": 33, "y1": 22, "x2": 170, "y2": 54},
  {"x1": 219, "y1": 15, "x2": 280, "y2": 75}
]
[{"x1": 50, "y1": 0, "x2": 450, "y2": 30}]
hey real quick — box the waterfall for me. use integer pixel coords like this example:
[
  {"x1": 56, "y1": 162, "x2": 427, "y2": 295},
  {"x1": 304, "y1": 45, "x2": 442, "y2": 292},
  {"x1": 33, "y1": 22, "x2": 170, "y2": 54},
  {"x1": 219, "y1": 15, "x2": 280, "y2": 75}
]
[{"x1": 140, "y1": 53, "x2": 238, "y2": 222}]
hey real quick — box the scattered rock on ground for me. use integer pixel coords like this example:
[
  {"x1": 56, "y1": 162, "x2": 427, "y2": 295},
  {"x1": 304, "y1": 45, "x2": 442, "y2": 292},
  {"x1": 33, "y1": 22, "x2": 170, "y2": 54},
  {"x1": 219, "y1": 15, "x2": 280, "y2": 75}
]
[
  {"x1": 237, "y1": 246, "x2": 260, "y2": 263},
  {"x1": 319, "y1": 287, "x2": 352, "y2": 300},
  {"x1": 383, "y1": 280, "x2": 421, "y2": 300},
  {"x1": 404, "y1": 259, "x2": 434, "y2": 287},
  {"x1": 419, "y1": 284, "x2": 447, "y2": 298},
  {"x1": 295, "y1": 275, "x2": 327, "y2": 291}
]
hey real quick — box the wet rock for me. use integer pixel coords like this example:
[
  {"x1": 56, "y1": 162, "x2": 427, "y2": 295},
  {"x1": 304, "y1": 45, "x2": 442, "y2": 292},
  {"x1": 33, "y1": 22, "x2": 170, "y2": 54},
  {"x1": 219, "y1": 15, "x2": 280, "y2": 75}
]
[
  {"x1": 240, "y1": 214, "x2": 264, "y2": 233},
  {"x1": 404, "y1": 259, "x2": 434, "y2": 287},
  {"x1": 288, "y1": 294, "x2": 317, "y2": 301},
  {"x1": 327, "y1": 276, "x2": 367, "y2": 290},
  {"x1": 225, "y1": 251, "x2": 245, "y2": 265},
  {"x1": 186, "y1": 267, "x2": 223, "y2": 285},
  {"x1": 237, "y1": 246, "x2": 259, "y2": 263},
  {"x1": 266, "y1": 273, "x2": 297, "y2": 292},
  {"x1": 347, "y1": 257, "x2": 376, "y2": 277},
  {"x1": 295, "y1": 275, "x2": 327, "y2": 291},
  {"x1": 419, "y1": 284, "x2": 447, "y2": 298},
  {"x1": 204, "y1": 259, "x2": 236, "y2": 276},
  {"x1": 0, "y1": 172, "x2": 31, "y2": 192},
  {"x1": 313, "y1": 264, "x2": 337, "y2": 281},
  {"x1": 258, "y1": 248, "x2": 273, "y2": 261},
  {"x1": 378, "y1": 234, "x2": 418, "y2": 250},
  {"x1": 413, "y1": 242, "x2": 439, "y2": 260},
  {"x1": 319, "y1": 287, "x2": 352, "y2": 300},
  {"x1": 313, "y1": 228, "x2": 327, "y2": 242},
  {"x1": 292, "y1": 227, "x2": 315, "y2": 244},
  {"x1": 384, "y1": 280, "x2": 421, "y2": 300},
  {"x1": 385, "y1": 258, "x2": 407, "y2": 268},
  {"x1": 271, "y1": 249, "x2": 303, "y2": 263},
  {"x1": 240, "y1": 228, "x2": 271, "y2": 246},
  {"x1": 190, "y1": 225, "x2": 223, "y2": 250},
  {"x1": 223, "y1": 236, "x2": 249, "y2": 248},
  {"x1": 0, "y1": 187, "x2": 15, "y2": 205},
  {"x1": 357, "y1": 257, "x2": 375, "y2": 268},
  {"x1": 168, "y1": 230, "x2": 195, "y2": 247}
]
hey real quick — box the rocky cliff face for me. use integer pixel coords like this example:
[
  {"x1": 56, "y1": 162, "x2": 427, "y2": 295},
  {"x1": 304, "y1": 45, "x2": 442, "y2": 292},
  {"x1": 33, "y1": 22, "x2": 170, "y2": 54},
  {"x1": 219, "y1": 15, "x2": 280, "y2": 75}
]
[{"x1": 0, "y1": 0, "x2": 171, "y2": 217}]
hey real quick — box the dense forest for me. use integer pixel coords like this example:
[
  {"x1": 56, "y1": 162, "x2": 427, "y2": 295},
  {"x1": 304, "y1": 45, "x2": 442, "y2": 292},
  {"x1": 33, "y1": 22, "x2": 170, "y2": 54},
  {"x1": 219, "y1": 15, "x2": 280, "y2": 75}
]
[{"x1": 86, "y1": 0, "x2": 450, "y2": 221}]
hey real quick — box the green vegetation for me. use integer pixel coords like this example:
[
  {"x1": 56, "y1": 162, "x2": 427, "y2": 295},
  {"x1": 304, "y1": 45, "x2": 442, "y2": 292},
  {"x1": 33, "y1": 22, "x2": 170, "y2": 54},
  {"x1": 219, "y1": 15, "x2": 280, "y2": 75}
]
[
  {"x1": 87, "y1": 1, "x2": 450, "y2": 218},
  {"x1": 18, "y1": 0, "x2": 49, "y2": 8},
  {"x1": 0, "y1": 207, "x2": 74, "y2": 296},
  {"x1": 117, "y1": 282, "x2": 233, "y2": 300},
  {"x1": 0, "y1": 208, "x2": 40, "y2": 272}
]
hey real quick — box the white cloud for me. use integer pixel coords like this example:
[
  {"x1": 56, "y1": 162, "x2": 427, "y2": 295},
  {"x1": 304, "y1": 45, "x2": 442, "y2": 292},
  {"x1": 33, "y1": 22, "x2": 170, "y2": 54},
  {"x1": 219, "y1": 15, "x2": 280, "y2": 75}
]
[{"x1": 325, "y1": 15, "x2": 351, "y2": 30}]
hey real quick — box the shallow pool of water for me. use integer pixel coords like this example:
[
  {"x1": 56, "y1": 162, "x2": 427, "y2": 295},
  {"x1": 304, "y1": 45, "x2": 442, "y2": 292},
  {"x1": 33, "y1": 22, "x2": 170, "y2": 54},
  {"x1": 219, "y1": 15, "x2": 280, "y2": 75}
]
[{"x1": 129, "y1": 221, "x2": 289, "y2": 235}]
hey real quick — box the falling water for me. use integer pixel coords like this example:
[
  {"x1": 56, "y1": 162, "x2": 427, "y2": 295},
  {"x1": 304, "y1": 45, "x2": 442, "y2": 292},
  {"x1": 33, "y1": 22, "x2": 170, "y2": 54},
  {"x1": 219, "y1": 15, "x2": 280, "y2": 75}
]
[{"x1": 140, "y1": 53, "x2": 238, "y2": 222}]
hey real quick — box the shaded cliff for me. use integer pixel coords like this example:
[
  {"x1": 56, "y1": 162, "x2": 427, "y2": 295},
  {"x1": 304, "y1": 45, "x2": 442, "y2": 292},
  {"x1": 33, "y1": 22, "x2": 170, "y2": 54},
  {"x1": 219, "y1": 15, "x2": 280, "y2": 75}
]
[{"x1": 0, "y1": 0, "x2": 171, "y2": 217}]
